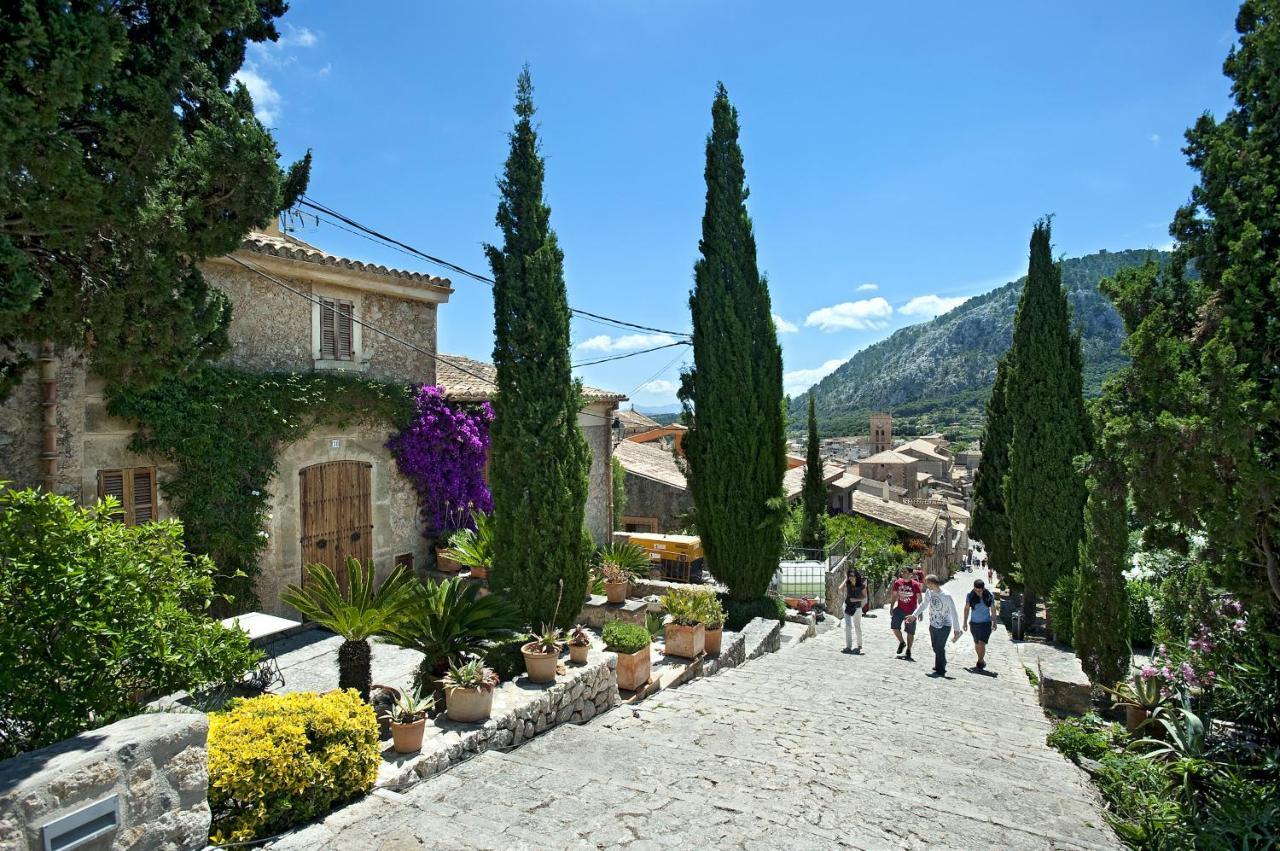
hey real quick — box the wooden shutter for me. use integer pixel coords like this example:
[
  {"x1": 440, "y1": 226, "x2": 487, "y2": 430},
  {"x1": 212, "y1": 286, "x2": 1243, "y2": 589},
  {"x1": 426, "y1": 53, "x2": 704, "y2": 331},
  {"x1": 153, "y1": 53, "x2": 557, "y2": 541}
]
[
  {"x1": 98, "y1": 469, "x2": 127, "y2": 522},
  {"x1": 335, "y1": 300, "x2": 354, "y2": 360},
  {"x1": 132, "y1": 468, "x2": 156, "y2": 523},
  {"x1": 97, "y1": 466, "x2": 157, "y2": 525},
  {"x1": 319, "y1": 298, "x2": 337, "y2": 359}
]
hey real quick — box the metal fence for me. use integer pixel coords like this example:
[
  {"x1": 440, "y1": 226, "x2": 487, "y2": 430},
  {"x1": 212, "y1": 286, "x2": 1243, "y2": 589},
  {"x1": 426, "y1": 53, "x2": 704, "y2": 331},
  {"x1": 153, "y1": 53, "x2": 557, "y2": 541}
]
[{"x1": 771, "y1": 537, "x2": 853, "y2": 604}]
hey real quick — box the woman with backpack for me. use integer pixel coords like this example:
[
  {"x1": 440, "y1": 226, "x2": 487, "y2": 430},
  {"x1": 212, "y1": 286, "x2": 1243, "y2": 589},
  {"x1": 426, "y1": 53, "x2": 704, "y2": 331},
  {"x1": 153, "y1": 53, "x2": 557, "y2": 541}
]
[
  {"x1": 963, "y1": 578, "x2": 996, "y2": 670},
  {"x1": 843, "y1": 567, "x2": 868, "y2": 654}
]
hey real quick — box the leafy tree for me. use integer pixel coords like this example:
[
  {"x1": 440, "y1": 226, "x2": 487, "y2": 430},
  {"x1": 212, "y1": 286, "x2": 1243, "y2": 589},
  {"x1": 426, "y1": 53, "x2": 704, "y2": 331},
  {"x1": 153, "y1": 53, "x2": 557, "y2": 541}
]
[
  {"x1": 612, "y1": 455, "x2": 627, "y2": 531},
  {"x1": 1101, "y1": 1, "x2": 1280, "y2": 608},
  {"x1": 1073, "y1": 408, "x2": 1131, "y2": 687},
  {"x1": 798, "y1": 393, "x2": 827, "y2": 552},
  {"x1": 0, "y1": 0, "x2": 310, "y2": 398},
  {"x1": 484, "y1": 69, "x2": 592, "y2": 627},
  {"x1": 972, "y1": 355, "x2": 1015, "y2": 577},
  {"x1": 678, "y1": 83, "x2": 786, "y2": 601},
  {"x1": 1005, "y1": 220, "x2": 1090, "y2": 622}
]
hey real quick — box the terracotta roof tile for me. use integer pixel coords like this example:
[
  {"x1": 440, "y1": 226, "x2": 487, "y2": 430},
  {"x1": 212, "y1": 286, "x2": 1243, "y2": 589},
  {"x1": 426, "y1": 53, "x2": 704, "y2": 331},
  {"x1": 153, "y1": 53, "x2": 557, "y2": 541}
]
[
  {"x1": 242, "y1": 231, "x2": 451, "y2": 288},
  {"x1": 435, "y1": 354, "x2": 626, "y2": 403},
  {"x1": 848, "y1": 490, "x2": 941, "y2": 538},
  {"x1": 614, "y1": 440, "x2": 686, "y2": 490}
]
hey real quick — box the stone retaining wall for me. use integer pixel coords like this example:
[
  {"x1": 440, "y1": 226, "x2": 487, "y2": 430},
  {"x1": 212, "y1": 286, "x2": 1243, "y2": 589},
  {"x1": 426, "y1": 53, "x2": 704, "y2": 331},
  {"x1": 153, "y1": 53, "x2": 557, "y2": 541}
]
[
  {"x1": 740, "y1": 618, "x2": 783, "y2": 660},
  {"x1": 0, "y1": 713, "x2": 209, "y2": 851}
]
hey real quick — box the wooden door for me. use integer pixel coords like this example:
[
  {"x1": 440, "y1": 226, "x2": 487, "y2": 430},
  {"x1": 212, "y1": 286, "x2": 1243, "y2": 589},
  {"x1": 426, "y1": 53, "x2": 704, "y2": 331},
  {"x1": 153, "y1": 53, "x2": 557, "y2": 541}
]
[{"x1": 299, "y1": 461, "x2": 373, "y2": 590}]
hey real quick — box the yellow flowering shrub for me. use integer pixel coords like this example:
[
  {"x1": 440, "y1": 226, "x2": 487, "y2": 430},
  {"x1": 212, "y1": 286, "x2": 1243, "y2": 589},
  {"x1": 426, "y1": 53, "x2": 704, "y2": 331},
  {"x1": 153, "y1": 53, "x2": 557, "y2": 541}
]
[{"x1": 207, "y1": 689, "x2": 380, "y2": 843}]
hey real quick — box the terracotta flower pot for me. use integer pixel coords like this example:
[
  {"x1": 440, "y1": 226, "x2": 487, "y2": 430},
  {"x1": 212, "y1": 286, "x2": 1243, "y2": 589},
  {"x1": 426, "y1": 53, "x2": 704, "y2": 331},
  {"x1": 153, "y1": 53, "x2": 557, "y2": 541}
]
[
  {"x1": 569, "y1": 643, "x2": 590, "y2": 665},
  {"x1": 604, "y1": 580, "x2": 628, "y2": 605},
  {"x1": 390, "y1": 718, "x2": 427, "y2": 753},
  {"x1": 521, "y1": 642, "x2": 560, "y2": 683},
  {"x1": 469, "y1": 564, "x2": 488, "y2": 581},
  {"x1": 704, "y1": 626, "x2": 723, "y2": 656},
  {"x1": 445, "y1": 686, "x2": 494, "y2": 723},
  {"x1": 1126, "y1": 705, "x2": 1150, "y2": 734},
  {"x1": 435, "y1": 547, "x2": 461, "y2": 573},
  {"x1": 614, "y1": 646, "x2": 651, "y2": 692},
  {"x1": 664, "y1": 622, "x2": 705, "y2": 659}
]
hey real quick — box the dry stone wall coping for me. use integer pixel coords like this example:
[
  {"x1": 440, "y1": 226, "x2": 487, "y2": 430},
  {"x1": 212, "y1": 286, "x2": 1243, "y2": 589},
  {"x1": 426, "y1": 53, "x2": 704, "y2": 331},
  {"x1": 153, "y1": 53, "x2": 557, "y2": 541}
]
[
  {"x1": 740, "y1": 617, "x2": 783, "y2": 660},
  {"x1": 1014, "y1": 640, "x2": 1094, "y2": 715},
  {"x1": 0, "y1": 712, "x2": 209, "y2": 851}
]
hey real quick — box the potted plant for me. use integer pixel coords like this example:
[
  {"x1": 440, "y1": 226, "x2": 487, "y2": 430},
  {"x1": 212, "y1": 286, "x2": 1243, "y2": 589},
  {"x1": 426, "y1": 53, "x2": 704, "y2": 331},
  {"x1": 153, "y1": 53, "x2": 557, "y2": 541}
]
[
  {"x1": 521, "y1": 625, "x2": 563, "y2": 683},
  {"x1": 567, "y1": 625, "x2": 592, "y2": 665},
  {"x1": 601, "y1": 563, "x2": 630, "y2": 604},
  {"x1": 441, "y1": 658, "x2": 500, "y2": 723},
  {"x1": 442, "y1": 511, "x2": 494, "y2": 581},
  {"x1": 604, "y1": 620, "x2": 651, "y2": 692},
  {"x1": 382, "y1": 690, "x2": 434, "y2": 753},
  {"x1": 595, "y1": 542, "x2": 649, "y2": 604},
  {"x1": 1104, "y1": 672, "x2": 1167, "y2": 733},
  {"x1": 699, "y1": 592, "x2": 727, "y2": 656},
  {"x1": 661, "y1": 587, "x2": 705, "y2": 659}
]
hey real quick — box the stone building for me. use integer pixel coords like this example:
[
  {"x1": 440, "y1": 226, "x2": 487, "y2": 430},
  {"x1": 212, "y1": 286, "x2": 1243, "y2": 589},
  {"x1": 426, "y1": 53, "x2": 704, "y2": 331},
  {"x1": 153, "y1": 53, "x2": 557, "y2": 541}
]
[
  {"x1": 856, "y1": 449, "x2": 920, "y2": 499},
  {"x1": 897, "y1": 437, "x2": 953, "y2": 480},
  {"x1": 0, "y1": 226, "x2": 623, "y2": 616},
  {"x1": 614, "y1": 439, "x2": 693, "y2": 534},
  {"x1": 616, "y1": 407, "x2": 660, "y2": 438},
  {"x1": 848, "y1": 490, "x2": 956, "y2": 579},
  {"x1": 870, "y1": 412, "x2": 893, "y2": 454}
]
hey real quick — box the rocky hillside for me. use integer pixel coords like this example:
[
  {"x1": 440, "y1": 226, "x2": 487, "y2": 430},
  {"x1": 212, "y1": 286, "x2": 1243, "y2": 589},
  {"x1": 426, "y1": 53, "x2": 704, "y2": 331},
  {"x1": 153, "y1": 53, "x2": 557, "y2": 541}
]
[{"x1": 795, "y1": 248, "x2": 1170, "y2": 437}]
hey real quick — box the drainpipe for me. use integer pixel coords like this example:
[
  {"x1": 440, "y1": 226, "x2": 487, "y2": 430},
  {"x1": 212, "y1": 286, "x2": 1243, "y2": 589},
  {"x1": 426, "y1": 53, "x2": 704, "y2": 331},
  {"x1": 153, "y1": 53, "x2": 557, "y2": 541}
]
[{"x1": 38, "y1": 341, "x2": 57, "y2": 492}]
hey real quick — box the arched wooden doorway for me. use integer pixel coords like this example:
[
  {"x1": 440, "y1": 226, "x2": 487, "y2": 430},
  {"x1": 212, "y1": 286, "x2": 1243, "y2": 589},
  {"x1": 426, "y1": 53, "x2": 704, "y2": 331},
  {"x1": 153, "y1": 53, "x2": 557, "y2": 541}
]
[{"x1": 299, "y1": 461, "x2": 373, "y2": 589}]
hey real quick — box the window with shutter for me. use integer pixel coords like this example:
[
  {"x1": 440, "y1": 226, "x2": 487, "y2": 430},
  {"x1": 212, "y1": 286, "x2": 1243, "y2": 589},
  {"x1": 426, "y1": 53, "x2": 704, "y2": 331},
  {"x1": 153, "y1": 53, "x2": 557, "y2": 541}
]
[
  {"x1": 97, "y1": 466, "x2": 157, "y2": 526},
  {"x1": 317, "y1": 297, "x2": 355, "y2": 362},
  {"x1": 335, "y1": 300, "x2": 354, "y2": 360},
  {"x1": 319, "y1": 298, "x2": 337, "y2": 360}
]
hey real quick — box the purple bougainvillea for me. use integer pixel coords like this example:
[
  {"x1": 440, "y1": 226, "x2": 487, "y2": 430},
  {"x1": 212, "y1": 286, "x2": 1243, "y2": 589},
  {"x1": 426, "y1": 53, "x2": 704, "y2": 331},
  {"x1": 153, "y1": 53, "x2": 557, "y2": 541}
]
[{"x1": 388, "y1": 385, "x2": 492, "y2": 538}]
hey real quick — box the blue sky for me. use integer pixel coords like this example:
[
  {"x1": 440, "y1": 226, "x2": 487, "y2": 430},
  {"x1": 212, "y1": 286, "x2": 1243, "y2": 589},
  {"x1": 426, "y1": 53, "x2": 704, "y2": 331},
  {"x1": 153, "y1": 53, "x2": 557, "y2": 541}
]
[{"x1": 244, "y1": 1, "x2": 1237, "y2": 406}]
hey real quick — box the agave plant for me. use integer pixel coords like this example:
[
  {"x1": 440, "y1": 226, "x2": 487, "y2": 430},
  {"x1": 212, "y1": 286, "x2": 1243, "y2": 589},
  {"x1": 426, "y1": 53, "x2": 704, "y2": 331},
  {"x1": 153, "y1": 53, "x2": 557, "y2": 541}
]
[
  {"x1": 443, "y1": 511, "x2": 495, "y2": 574},
  {"x1": 382, "y1": 577, "x2": 521, "y2": 696},
  {"x1": 282, "y1": 558, "x2": 417, "y2": 701},
  {"x1": 441, "y1": 658, "x2": 500, "y2": 692},
  {"x1": 382, "y1": 689, "x2": 434, "y2": 724},
  {"x1": 527, "y1": 623, "x2": 565, "y2": 655},
  {"x1": 567, "y1": 625, "x2": 591, "y2": 648}
]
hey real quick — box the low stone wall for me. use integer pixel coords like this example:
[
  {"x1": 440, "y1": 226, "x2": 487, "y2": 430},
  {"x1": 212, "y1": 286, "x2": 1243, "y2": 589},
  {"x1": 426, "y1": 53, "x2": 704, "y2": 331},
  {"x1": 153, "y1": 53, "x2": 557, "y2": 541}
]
[
  {"x1": 740, "y1": 617, "x2": 783, "y2": 660},
  {"x1": 379, "y1": 653, "x2": 619, "y2": 789},
  {"x1": 699, "y1": 630, "x2": 747, "y2": 678},
  {"x1": 0, "y1": 713, "x2": 209, "y2": 851}
]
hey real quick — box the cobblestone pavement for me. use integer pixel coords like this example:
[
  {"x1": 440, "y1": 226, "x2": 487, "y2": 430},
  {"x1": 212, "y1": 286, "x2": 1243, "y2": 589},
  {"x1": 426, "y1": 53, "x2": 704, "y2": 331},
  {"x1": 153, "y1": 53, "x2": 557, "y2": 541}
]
[{"x1": 273, "y1": 573, "x2": 1119, "y2": 850}]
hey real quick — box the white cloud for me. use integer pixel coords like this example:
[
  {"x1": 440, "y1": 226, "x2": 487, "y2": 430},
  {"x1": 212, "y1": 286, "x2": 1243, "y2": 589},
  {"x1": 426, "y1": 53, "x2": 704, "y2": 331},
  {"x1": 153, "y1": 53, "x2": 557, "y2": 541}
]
[
  {"x1": 285, "y1": 26, "x2": 318, "y2": 48},
  {"x1": 804, "y1": 297, "x2": 893, "y2": 332},
  {"x1": 772, "y1": 314, "x2": 799, "y2": 333},
  {"x1": 856, "y1": 283, "x2": 878, "y2": 292},
  {"x1": 899, "y1": 294, "x2": 970, "y2": 318},
  {"x1": 233, "y1": 68, "x2": 282, "y2": 125},
  {"x1": 1149, "y1": 133, "x2": 1161, "y2": 145},
  {"x1": 784, "y1": 359, "x2": 845, "y2": 396},
  {"x1": 578, "y1": 333, "x2": 677, "y2": 353},
  {"x1": 235, "y1": 25, "x2": 321, "y2": 126},
  {"x1": 639, "y1": 379, "x2": 679, "y2": 395}
]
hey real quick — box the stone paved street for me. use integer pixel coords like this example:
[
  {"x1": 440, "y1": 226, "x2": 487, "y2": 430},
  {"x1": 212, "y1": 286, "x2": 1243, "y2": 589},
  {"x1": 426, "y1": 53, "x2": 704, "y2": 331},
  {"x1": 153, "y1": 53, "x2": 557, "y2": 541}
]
[{"x1": 273, "y1": 573, "x2": 1119, "y2": 850}]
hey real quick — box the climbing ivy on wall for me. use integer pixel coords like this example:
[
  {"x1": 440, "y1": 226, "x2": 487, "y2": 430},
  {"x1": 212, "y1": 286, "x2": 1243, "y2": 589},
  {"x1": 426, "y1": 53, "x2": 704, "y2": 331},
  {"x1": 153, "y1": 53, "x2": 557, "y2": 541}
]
[{"x1": 108, "y1": 367, "x2": 413, "y2": 609}]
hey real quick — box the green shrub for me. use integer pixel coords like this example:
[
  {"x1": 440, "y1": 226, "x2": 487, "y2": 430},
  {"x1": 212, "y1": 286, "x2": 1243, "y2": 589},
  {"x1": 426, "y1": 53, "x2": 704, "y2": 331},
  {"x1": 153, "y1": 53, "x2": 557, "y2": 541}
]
[
  {"x1": 483, "y1": 632, "x2": 533, "y2": 682},
  {"x1": 1126, "y1": 579, "x2": 1156, "y2": 647},
  {"x1": 721, "y1": 595, "x2": 786, "y2": 632},
  {"x1": 602, "y1": 620, "x2": 650, "y2": 655},
  {"x1": 208, "y1": 690, "x2": 380, "y2": 843},
  {"x1": 0, "y1": 487, "x2": 260, "y2": 760},
  {"x1": 1046, "y1": 713, "x2": 1122, "y2": 762},
  {"x1": 1048, "y1": 572, "x2": 1079, "y2": 646},
  {"x1": 661, "y1": 586, "x2": 717, "y2": 626},
  {"x1": 1154, "y1": 560, "x2": 1215, "y2": 643}
]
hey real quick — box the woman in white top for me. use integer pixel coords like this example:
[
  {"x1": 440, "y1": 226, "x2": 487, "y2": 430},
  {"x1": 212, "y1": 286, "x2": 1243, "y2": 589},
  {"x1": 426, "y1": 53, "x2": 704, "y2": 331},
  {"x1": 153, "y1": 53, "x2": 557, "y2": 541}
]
[{"x1": 905, "y1": 574, "x2": 961, "y2": 676}]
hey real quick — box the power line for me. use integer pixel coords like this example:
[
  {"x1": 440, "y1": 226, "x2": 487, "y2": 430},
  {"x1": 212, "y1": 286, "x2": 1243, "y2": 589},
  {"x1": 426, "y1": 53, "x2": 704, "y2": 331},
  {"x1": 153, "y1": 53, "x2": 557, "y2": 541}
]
[
  {"x1": 571, "y1": 341, "x2": 689, "y2": 368},
  {"x1": 295, "y1": 197, "x2": 692, "y2": 340}
]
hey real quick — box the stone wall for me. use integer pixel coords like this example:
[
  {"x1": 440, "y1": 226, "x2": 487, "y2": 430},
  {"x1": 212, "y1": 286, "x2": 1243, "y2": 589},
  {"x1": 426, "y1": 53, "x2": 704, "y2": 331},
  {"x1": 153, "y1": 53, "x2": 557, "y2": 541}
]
[
  {"x1": 580, "y1": 406, "x2": 615, "y2": 544},
  {"x1": 0, "y1": 713, "x2": 210, "y2": 851},
  {"x1": 621, "y1": 472, "x2": 693, "y2": 533},
  {"x1": 0, "y1": 347, "x2": 87, "y2": 498}
]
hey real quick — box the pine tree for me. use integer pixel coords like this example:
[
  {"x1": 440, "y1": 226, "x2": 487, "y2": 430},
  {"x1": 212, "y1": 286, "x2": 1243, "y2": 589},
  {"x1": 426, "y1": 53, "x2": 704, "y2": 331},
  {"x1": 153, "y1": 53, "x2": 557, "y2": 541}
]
[
  {"x1": 1005, "y1": 220, "x2": 1090, "y2": 623},
  {"x1": 484, "y1": 69, "x2": 592, "y2": 627},
  {"x1": 678, "y1": 83, "x2": 786, "y2": 601},
  {"x1": 799, "y1": 393, "x2": 827, "y2": 552},
  {"x1": 971, "y1": 355, "x2": 1015, "y2": 577},
  {"x1": 1073, "y1": 407, "x2": 1131, "y2": 688}
]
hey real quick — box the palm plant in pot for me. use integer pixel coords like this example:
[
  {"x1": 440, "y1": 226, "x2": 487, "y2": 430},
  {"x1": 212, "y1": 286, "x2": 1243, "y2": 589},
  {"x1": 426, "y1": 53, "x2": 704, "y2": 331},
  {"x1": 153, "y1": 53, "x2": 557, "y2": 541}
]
[
  {"x1": 282, "y1": 558, "x2": 417, "y2": 701},
  {"x1": 596, "y1": 542, "x2": 648, "y2": 604},
  {"x1": 521, "y1": 624, "x2": 564, "y2": 683},
  {"x1": 604, "y1": 620, "x2": 651, "y2": 692},
  {"x1": 441, "y1": 658, "x2": 500, "y2": 723},
  {"x1": 567, "y1": 625, "x2": 592, "y2": 664},
  {"x1": 698, "y1": 591, "x2": 727, "y2": 656},
  {"x1": 382, "y1": 689, "x2": 434, "y2": 753},
  {"x1": 443, "y1": 510, "x2": 495, "y2": 581},
  {"x1": 660, "y1": 586, "x2": 705, "y2": 659}
]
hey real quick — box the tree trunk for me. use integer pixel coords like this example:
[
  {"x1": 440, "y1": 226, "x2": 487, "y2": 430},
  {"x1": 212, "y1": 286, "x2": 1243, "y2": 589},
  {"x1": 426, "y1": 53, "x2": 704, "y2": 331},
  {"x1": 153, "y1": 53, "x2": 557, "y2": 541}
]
[{"x1": 338, "y1": 639, "x2": 372, "y2": 701}]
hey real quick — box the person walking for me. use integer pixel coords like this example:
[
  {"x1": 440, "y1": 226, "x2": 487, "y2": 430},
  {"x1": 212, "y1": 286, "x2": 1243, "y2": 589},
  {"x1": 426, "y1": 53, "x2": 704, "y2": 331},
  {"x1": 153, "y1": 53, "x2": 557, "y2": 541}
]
[
  {"x1": 963, "y1": 578, "x2": 996, "y2": 669},
  {"x1": 906, "y1": 574, "x2": 961, "y2": 676},
  {"x1": 843, "y1": 567, "x2": 868, "y2": 654},
  {"x1": 890, "y1": 566, "x2": 923, "y2": 661}
]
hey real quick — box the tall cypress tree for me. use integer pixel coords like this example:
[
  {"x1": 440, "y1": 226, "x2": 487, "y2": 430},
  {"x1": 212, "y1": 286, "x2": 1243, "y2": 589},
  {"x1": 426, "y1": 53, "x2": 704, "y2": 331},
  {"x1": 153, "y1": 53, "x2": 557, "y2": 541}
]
[
  {"x1": 1073, "y1": 406, "x2": 1131, "y2": 687},
  {"x1": 679, "y1": 83, "x2": 786, "y2": 601},
  {"x1": 1005, "y1": 220, "x2": 1090, "y2": 623},
  {"x1": 971, "y1": 355, "x2": 1015, "y2": 577},
  {"x1": 485, "y1": 69, "x2": 591, "y2": 627},
  {"x1": 799, "y1": 393, "x2": 827, "y2": 552}
]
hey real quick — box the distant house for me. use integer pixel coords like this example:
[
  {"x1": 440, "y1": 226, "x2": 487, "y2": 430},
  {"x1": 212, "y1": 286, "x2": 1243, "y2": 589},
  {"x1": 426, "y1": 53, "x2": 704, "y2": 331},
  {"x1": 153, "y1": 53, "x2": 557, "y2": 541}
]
[
  {"x1": 856, "y1": 449, "x2": 920, "y2": 499},
  {"x1": 613, "y1": 439, "x2": 692, "y2": 534},
  {"x1": 897, "y1": 437, "x2": 953, "y2": 480},
  {"x1": 616, "y1": 407, "x2": 660, "y2": 438},
  {"x1": 783, "y1": 461, "x2": 857, "y2": 510},
  {"x1": 848, "y1": 490, "x2": 956, "y2": 578},
  {"x1": 627, "y1": 422, "x2": 687, "y2": 454}
]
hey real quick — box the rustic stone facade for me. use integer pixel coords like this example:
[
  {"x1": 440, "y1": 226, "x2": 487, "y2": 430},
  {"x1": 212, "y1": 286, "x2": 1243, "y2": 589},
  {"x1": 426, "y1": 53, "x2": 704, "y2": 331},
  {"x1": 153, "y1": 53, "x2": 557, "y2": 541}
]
[{"x1": 621, "y1": 468, "x2": 693, "y2": 533}]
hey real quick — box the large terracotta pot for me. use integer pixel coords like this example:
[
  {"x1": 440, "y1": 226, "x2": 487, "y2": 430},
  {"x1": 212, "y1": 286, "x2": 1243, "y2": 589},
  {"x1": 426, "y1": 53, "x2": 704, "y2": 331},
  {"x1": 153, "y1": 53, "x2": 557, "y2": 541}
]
[
  {"x1": 664, "y1": 622, "x2": 705, "y2": 659},
  {"x1": 469, "y1": 564, "x2": 488, "y2": 581},
  {"x1": 704, "y1": 626, "x2": 723, "y2": 656},
  {"x1": 390, "y1": 718, "x2": 426, "y2": 753},
  {"x1": 521, "y1": 642, "x2": 560, "y2": 683},
  {"x1": 604, "y1": 580, "x2": 628, "y2": 604},
  {"x1": 1126, "y1": 705, "x2": 1150, "y2": 734},
  {"x1": 445, "y1": 686, "x2": 494, "y2": 723},
  {"x1": 614, "y1": 646, "x2": 651, "y2": 692},
  {"x1": 435, "y1": 547, "x2": 461, "y2": 573},
  {"x1": 569, "y1": 643, "x2": 590, "y2": 665}
]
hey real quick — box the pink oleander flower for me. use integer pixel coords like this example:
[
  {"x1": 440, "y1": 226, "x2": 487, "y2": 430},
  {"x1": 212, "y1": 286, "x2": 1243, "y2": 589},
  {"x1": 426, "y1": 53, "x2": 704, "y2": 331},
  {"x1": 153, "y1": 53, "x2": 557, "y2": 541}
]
[
  {"x1": 1233, "y1": 618, "x2": 1247, "y2": 633},
  {"x1": 1139, "y1": 665, "x2": 1157, "y2": 680},
  {"x1": 1222, "y1": 598, "x2": 1243, "y2": 616}
]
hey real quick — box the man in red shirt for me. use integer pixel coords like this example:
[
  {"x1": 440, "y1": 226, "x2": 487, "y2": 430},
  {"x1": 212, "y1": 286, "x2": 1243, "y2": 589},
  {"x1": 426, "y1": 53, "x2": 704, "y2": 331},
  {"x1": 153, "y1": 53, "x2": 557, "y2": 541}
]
[{"x1": 890, "y1": 566, "x2": 924, "y2": 661}]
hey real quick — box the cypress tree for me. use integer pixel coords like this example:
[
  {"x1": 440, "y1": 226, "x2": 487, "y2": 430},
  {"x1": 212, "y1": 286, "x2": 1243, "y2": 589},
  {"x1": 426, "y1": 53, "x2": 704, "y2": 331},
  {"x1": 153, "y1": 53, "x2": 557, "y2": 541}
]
[
  {"x1": 971, "y1": 355, "x2": 1015, "y2": 577},
  {"x1": 484, "y1": 69, "x2": 591, "y2": 627},
  {"x1": 678, "y1": 83, "x2": 786, "y2": 601},
  {"x1": 1004, "y1": 220, "x2": 1090, "y2": 624},
  {"x1": 1073, "y1": 407, "x2": 1131, "y2": 687},
  {"x1": 799, "y1": 393, "x2": 827, "y2": 552}
]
